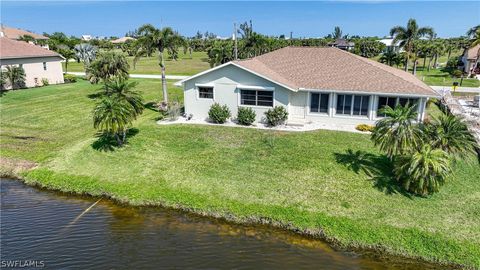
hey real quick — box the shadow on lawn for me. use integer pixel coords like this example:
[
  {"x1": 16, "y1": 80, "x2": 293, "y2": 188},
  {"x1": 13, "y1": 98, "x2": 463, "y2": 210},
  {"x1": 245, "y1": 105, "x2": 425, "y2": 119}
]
[
  {"x1": 334, "y1": 149, "x2": 411, "y2": 197},
  {"x1": 91, "y1": 128, "x2": 139, "y2": 152}
]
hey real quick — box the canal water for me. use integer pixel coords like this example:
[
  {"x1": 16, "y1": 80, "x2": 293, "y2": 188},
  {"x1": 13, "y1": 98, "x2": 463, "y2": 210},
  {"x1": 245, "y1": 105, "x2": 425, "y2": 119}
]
[{"x1": 1, "y1": 179, "x2": 442, "y2": 269}]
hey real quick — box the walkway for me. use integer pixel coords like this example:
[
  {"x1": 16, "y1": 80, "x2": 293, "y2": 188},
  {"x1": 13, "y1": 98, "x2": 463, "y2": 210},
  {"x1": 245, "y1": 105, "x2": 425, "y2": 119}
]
[
  {"x1": 66, "y1": 72, "x2": 188, "y2": 80},
  {"x1": 431, "y1": 85, "x2": 480, "y2": 94}
]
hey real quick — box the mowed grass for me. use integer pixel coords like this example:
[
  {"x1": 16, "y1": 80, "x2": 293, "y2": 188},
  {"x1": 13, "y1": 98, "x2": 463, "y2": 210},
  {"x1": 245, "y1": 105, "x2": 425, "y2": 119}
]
[
  {"x1": 1, "y1": 80, "x2": 479, "y2": 268},
  {"x1": 64, "y1": 50, "x2": 210, "y2": 76}
]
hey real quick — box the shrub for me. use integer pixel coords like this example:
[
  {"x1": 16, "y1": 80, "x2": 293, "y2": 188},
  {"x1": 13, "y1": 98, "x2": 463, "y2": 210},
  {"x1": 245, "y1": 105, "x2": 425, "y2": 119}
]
[
  {"x1": 64, "y1": 74, "x2": 77, "y2": 83},
  {"x1": 264, "y1": 106, "x2": 288, "y2": 126},
  {"x1": 356, "y1": 124, "x2": 375, "y2": 132},
  {"x1": 451, "y1": 69, "x2": 463, "y2": 78},
  {"x1": 208, "y1": 103, "x2": 231, "y2": 123},
  {"x1": 41, "y1": 78, "x2": 49, "y2": 86},
  {"x1": 237, "y1": 107, "x2": 256, "y2": 126}
]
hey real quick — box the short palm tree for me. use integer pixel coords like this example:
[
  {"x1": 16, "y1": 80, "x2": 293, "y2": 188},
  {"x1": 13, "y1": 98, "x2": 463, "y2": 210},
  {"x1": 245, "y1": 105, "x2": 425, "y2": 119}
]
[
  {"x1": 74, "y1": 43, "x2": 97, "y2": 68},
  {"x1": 394, "y1": 144, "x2": 451, "y2": 196},
  {"x1": 134, "y1": 24, "x2": 183, "y2": 104},
  {"x1": 390, "y1": 18, "x2": 434, "y2": 72},
  {"x1": 207, "y1": 41, "x2": 233, "y2": 67},
  {"x1": 104, "y1": 78, "x2": 144, "y2": 117},
  {"x1": 422, "y1": 113, "x2": 478, "y2": 159},
  {"x1": 93, "y1": 96, "x2": 135, "y2": 146},
  {"x1": 86, "y1": 51, "x2": 129, "y2": 84},
  {"x1": 371, "y1": 104, "x2": 421, "y2": 159},
  {"x1": 2, "y1": 66, "x2": 26, "y2": 90},
  {"x1": 56, "y1": 44, "x2": 75, "y2": 73}
]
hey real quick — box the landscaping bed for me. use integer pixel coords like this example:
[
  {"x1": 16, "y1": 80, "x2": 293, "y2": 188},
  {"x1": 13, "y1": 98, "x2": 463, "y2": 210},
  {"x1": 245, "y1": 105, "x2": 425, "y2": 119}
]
[{"x1": 1, "y1": 79, "x2": 479, "y2": 268}]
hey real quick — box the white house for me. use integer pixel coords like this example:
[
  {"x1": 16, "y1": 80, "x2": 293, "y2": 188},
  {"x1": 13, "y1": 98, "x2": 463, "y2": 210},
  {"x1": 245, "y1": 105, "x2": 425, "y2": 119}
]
[
  {"x1": 378, "y1": 38, "x2": 402, "y2": 52},
  {"x1": 176, "y1": 47, "x2": 438, "y2": 127},
  {"x1": 0, "y1": 37, "x2": 64, "y2": 88}
]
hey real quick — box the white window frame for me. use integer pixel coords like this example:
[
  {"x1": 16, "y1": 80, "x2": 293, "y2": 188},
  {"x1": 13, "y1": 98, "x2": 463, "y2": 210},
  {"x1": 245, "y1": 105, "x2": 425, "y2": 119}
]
[
  {"x1": 376, "y1": 96, "x2": 420, "y2": 118},
  {"x1": 334, "y1": 94, "x2": 370, "y2": 118},
  {"x1": 195, "y1": 83, "x2": 215, "y2": 101},
  {"x1": 237, "y1": 85, "x2": 275, "y2": 108},
  {"x1": 307, "y1": 91, "x2": 331, "y2": 116}
]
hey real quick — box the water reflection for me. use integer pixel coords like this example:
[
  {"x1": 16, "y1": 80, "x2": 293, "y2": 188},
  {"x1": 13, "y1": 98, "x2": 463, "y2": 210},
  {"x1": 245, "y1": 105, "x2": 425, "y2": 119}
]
[{"x1": 1, "y1": 179, "x2": 444, "y2": 269}]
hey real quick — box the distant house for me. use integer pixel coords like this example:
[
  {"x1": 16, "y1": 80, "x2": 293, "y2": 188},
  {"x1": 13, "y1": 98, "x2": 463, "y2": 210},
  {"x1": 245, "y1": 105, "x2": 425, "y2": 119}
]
[
  {"x1": 460, "y1": 44, "x2": 480, "y2": 75},
  {"x1": 378, "y1": 38, "x2": 402, "y2": 52},
  {"x1": 81, "y1": 35, "x2": 93, "y2": 41},
  {"x1": 111, "y1": 36, "x2": 136, "y2": 44},
  {"x1": 327, "y1": 39, "x2": 354, "y2": 51},
  {"x1": 176, "y1": 47, "x2": 437, "y2": 127},
  {"x1": 0, "y1": 37, "x2": 64, "y2": 89},
  {"x1": 0, "y1": 25, "x2": 49, "y2": 50}
]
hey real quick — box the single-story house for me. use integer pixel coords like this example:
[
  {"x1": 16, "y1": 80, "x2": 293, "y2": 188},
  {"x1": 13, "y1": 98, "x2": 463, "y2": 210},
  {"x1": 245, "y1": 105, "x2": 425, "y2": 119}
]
[
  {"x1": 327, "y1": 39, "x2": 355, "y2": 51},
  {"x1": 460, "y1": 44, "x2": 479, "y2": 75},
  {"x1": 0, "y1": 37, "x2": 64, "y2": 89},
  {"x1": 111, "y1": 36, "x2": 136, "y2": 44},
  {"x1": 176, "y1": 47, "x2": 438, "y2": 127},
  {"x1": 0, "y1": 25, "x2": 49, "y2": 50}
]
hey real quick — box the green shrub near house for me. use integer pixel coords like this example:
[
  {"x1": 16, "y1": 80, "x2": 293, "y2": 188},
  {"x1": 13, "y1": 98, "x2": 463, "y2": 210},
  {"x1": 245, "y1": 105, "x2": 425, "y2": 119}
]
[
  {"x1": 236, "y1": 107, "x2": 256, "y2": 126},
  {"x1": 265, "y1": 106, "x2": 288, "y2": 126},
  {"x1": 63, "y1": 74, "x2": 77, "y2": 83},
  {"x1": 208, "y1": 103, "x2": 231, "y2": 123}
]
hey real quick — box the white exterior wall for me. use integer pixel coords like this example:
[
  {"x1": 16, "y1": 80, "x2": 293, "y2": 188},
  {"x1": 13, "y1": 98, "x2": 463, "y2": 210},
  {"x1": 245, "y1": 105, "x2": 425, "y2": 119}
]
[
  {"x1": 184, "y1": 64, "x2": 289, "y2": 123},
  {"x1": 0, "y1": 56, "x2": 64, "y2": 88}
]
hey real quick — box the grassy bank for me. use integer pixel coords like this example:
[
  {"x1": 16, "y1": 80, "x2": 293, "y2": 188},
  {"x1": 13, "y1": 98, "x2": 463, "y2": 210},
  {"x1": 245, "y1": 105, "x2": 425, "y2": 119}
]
[
  {"x1": 63, "y1": 50, "x2": 210, "y2": 76},
  {"x1": 1, "y1": 80, "x2": 479, "y2": 268}
]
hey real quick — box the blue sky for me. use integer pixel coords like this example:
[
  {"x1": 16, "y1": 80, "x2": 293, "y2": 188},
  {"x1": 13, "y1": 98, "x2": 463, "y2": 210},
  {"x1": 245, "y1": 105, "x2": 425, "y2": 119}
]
[{"x1": 1, "y1": 1, "x2": 479, "y2": 38}]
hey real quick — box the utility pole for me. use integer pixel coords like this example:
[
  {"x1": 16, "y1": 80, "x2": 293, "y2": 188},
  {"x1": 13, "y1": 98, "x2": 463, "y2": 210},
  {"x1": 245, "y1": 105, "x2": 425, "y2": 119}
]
[{"x1": 234, "y1": 23, "x2": 238, "y2": 60}]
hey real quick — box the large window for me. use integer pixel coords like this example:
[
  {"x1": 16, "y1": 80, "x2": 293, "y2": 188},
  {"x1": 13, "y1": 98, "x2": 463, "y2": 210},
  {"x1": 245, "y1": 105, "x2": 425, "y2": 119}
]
[
  {"x1": 336, "y1": 94, "x2": 370, "y2": 116},
  {"x1": 198, "y1": 87, "x2": 214, "y2": 99},
  {"x1": 310, "y1": 93, "x2": 329, "y2": 113},
  {"x1": 240, "y1": 90, "x2": 273, "y2": 107},
  {"x1": 377, "y1": 96, "x2": 418, "y2": 117}
]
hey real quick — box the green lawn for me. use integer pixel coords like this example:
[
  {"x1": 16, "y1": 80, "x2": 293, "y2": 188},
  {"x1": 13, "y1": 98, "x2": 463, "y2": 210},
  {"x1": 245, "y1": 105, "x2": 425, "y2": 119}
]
[
  {"x1": 64, "y1": 50, "x2": 210, "y2": 76},
  {"x1": 415, "y1": 67, "x2": 480, "y2": 88},
  {"x1": 1, "y1": 80, "x2": 479, "y2": 268}
]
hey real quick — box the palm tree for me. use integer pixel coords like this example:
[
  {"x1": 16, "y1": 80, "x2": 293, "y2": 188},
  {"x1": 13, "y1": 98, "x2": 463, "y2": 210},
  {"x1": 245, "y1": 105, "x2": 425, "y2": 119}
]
[
  {"x1": 332, "y1": 26, "x2": 342, "y2": 39},
  {"x1": 394, "y1": 144, "x2": 451, "y2": 196},
  {"x1": 390, "y1": 19, "x2": 434, "y2": 73},
  {"x1": 86, "y1": 51, "x2": 129, "y2": 84},
  {"x1": 104, "y1": 78, "x2": 144, "y2": 116},
  {"x1": 56, "y1": 44, "x2": 75, "y2": 73},
  {"x1": 379, "y1": 48, "x2": 401, "y2": 66},
  {"x1": 74, "y1": 43, "x2": 97, "y2": 68},
  {"x1": 93, "y1": 96, "x2": 135, "y2": 146},
  {"x1": 422, "y1": 113, "x2": 478, "y2": 159},
  {"x1": 134, "y1": 24, "x2": 183, "y2": 104},
  {"x1": 371, "y1": 104, "x2": 421, "y2": 159},
  {"x1": 207, "y1": 41, "x2": 233, "y2": 67},
  {"x1": 1, "y1": 66, "x2": 26, "y2": 90}
]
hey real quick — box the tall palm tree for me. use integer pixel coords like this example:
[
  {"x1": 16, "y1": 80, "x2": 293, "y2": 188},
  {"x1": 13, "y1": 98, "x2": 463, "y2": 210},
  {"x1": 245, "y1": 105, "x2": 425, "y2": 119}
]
[
  {"x1": 422, "y1": 113, "x2": 478, "y2": 159},
  {"x1": 74, "y1": 43, "x2": 97, "y2": 68},
  {"x1": 2, "y1": 66, "x2": 26, "y2": 90},
  {"x1": 371, "y1": 104, "x2": 421, "y2": 159},
  {"x1": 394, "y1": 144, "x2": 451, "y2": 196},
  {"x1": 390, "y1": 19, "x2": 434, "y2": 73},
  {"x1": 134, "y1": 24, "x2": 183, "y2": 104},
  {"x1": 93, "y1": 96, "x2": 135, "y2": 146},
  {"x1": 104, "y1": 78, "x2": 144, "y2": 117},
  {"x1": 56, "y1": 44, "x2": 75, "y2": 73},
  {"x1": 332, "y1": 26, "x2": 342, "y2": 39}
]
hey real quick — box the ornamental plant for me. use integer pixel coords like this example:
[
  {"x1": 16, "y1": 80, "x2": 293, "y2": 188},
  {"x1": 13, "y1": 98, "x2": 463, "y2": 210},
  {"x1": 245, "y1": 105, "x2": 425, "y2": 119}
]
[
  {"x1": 237, "y1": 107, "x2": 256, "y2": 126},
  {"x1": 208, "y1": 103, "x2": 231, "y2": 124},
  {"x1": 264, "y1": 106, "x2": 288, "y2": 126}
]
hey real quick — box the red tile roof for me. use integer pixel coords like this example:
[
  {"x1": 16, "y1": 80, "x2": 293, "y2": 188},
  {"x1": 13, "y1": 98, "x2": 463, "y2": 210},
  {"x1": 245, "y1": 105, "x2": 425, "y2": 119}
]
[
  {"x1": 1, "y1": 25, "x2": 48, "y2": 40},
  {"x1": 234, "y1": 47, "x2": 437, "y2": 96},
  {"x1": 0, "y1": 37, "x2": 62, "y2": 59}
]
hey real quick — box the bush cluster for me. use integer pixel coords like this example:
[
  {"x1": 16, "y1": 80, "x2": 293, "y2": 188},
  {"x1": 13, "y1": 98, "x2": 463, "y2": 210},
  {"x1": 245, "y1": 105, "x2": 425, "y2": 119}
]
[
  {"x1": 237, "y1": 107, "x2": 256, "y2": 126},
  {"x1": 64, "y1": 74, "x2": 77, "y2": 83},
  {"x1": 208, "y1": 103, "x2": 231, "y2": 123},
  {"x1": 265, "y1": 106, "x2": 288, "y2": 126},
  {"x1": 356, "y1": 124, "x2": 375, "y2": 132},
  {"x1": 41, "y1": 78, "x2": 49, "y2": 86}
]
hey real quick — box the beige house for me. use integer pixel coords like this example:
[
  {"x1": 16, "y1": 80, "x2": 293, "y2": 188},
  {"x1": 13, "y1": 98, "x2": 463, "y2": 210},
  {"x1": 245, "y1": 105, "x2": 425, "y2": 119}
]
[
  {"x1": 0, "y1": 37, "x2": 64, "y2": 89},
  {"x1": 0, "y1": 25, "x2": 49, "y2": 50},
  {"x1": 111, "y1": 37, "x2": 136, "y2": 44},
  {"x1": 177, "y1": 47, "x2": 438, "y2": 127},
  {"x1": 461, "y1": 44, "x2": 480, "y2": 75}
]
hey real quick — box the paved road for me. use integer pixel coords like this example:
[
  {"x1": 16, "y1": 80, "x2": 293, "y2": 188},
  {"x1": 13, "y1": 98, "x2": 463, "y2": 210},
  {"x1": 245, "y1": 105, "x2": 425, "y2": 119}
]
[
  {"x1": 431, "y1": 85, "x2": 480, "y2": 94},
  {"x1": 66, "y1": 72, "x2": 188, "y2": 80}
]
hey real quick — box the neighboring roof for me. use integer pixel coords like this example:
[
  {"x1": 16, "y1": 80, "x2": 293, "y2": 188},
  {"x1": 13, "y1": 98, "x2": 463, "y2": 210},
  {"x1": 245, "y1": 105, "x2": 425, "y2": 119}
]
[
  {"x1": 232, "y1": 47, "x2": 436, "y2": 96},
  {"x1": 0, "y1": 37, "x2": 63, "y2": 60},
  {"x1": 378, "y1": 38, "x2": 400, "y2": 47},
  {"x1": 464, "y1": 44, "x2": 480, "y2": 60},
  {"x1": 328, "y1": 39, "x2": 354, "y2": 47},
  {"x1": 111, "y1": 37, "x2": 136, "y2": 44},
  {"x1": 0, "y1": 25, "x2": 48, "y2": 40}
]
